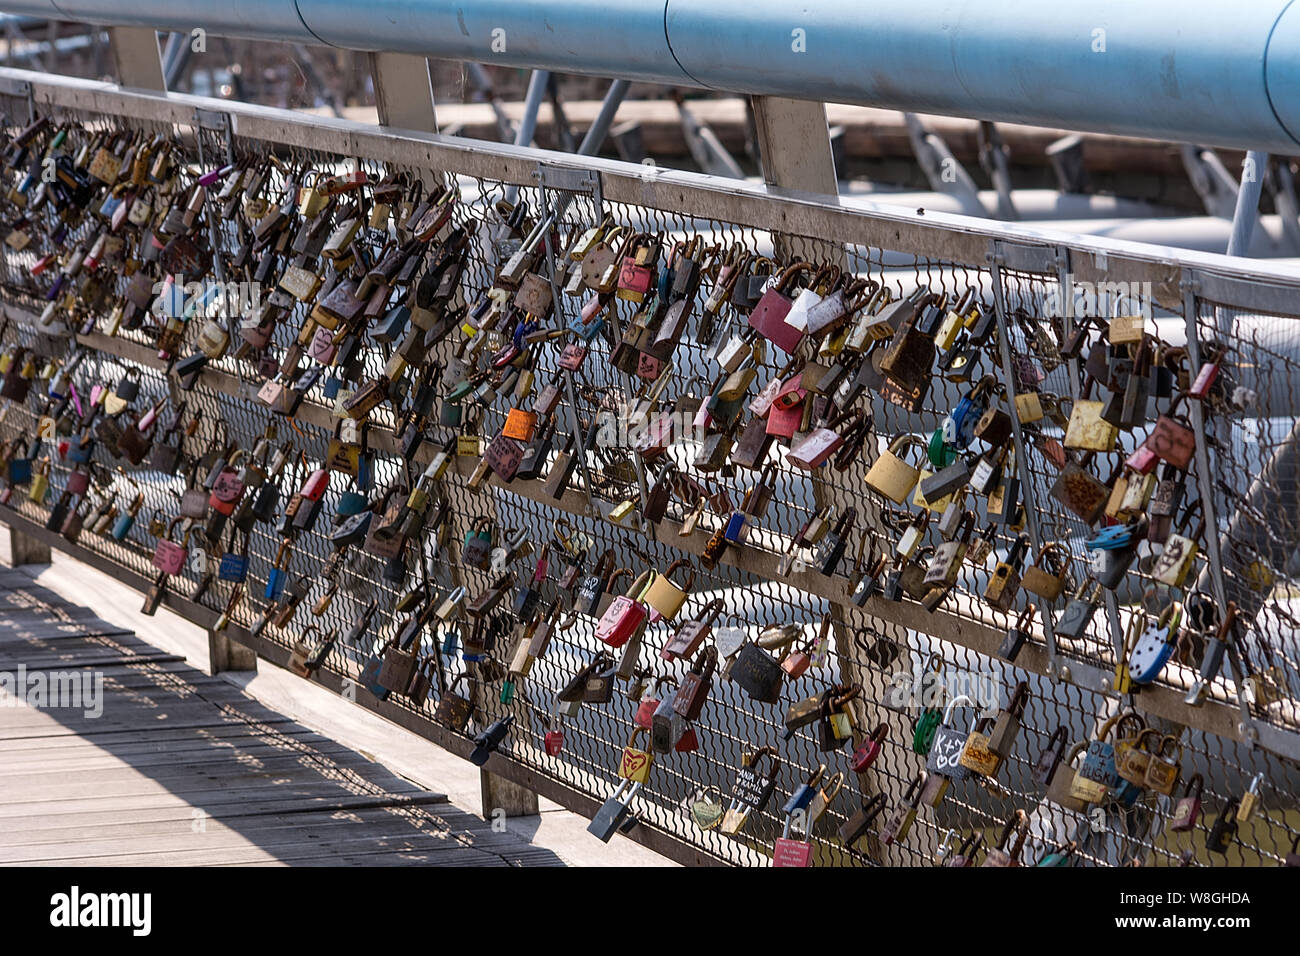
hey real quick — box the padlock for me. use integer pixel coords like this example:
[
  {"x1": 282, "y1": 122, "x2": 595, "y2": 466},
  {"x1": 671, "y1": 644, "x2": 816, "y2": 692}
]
[
  {"x1": 595, "y1": 569, "x2": 653, "y2": 648},
  {"x1": 618, "y1": 727, "x2": 654, "y2": 785},
  {"x1": 925, "y1": 694, "x2": 976, "y2": 781},
  {"x1": 1169, "y1": 773, "x2": 1204, "y2": 831},
  {"x1": 984, "y1": 533, "x2": 1029, "y2": 611},
  {"x1": 987, "y1": 681, "x2": 1030, "y2": 757},
  {"x1": 1237, "y1": 773, "x2": 1264, "y2": 822},
  {"x1": 997, "y1": 603, "x2": 1037, "y2": 662},
  {"x1": 878, "y1": 772, "x2": 926, "y2": 846},
  {"x1": 1021, "y1": 542, "x2": 1070, "y2": 604},
  {"x1": 850, "y1": 722, "x2": 889, "y2": 773},
  {"x1": 1143, "y1": 734, "x2": 1183, "y2": 796},
  {"x1": 1207, "y1": 799, "x2": 1240, "y2": 854},
  {"x1": 720, "y1": 746, "x2": 781, "y2": 835},
  {"x1": 864, "y1": 434, "x2": 926, "y2": 503},
  {"x1": 837, "y1": 793, "x2": 888, "y2": 851}
]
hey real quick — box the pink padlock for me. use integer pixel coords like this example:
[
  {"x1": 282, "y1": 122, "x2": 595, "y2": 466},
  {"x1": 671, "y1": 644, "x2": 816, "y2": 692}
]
[
  {"x1": 308, "y1": 325, "x2": 337, "y2": 364},
  {"x1": 850, "y1": 722, "x2": 889, "y2": 773},
  {"x1": 151, "y1": 517, "x2": 191, "y2": 575},
  {"x1": 66, "y1": 467, "x2": 90, "y2": 496}
]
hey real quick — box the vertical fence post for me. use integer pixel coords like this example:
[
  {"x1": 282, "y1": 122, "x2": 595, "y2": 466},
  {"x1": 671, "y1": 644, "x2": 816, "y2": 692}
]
[{"x1": 3, "y1": 523, "x2": 50, "y2": 567}]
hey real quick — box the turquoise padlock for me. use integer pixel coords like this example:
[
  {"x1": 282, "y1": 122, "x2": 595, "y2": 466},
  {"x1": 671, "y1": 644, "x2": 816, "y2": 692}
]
[{"x1": 111, "y1": 511, "x2": 135, "y2": 541}]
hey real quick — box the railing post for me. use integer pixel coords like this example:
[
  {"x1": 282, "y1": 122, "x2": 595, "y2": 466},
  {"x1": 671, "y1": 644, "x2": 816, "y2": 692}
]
[
  {"x1": 3, "y1": 523, "x2": 50, "y2": 567},
  {"x1": 481, "y1": 768, "x2": 539, "y2": 819},
  {"x1": 208, "y1": 630, "x2": 258, "y2": 676}
]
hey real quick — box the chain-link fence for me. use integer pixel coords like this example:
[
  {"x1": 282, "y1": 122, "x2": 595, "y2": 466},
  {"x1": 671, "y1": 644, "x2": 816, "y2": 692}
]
[{"x1": 0, "y1": 70, "x2": 1297, "y2": 867}]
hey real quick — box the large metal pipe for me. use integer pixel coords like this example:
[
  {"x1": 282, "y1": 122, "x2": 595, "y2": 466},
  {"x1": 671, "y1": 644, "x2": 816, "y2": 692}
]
[{"x1": 7, "y1": 1, "x2": 1300, "y2": 153}]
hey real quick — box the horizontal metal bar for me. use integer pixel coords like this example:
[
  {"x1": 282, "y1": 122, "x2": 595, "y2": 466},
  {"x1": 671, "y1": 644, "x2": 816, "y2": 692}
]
[{"x1": 5, "y1": 67, "x2": 1300, "y2": 313}]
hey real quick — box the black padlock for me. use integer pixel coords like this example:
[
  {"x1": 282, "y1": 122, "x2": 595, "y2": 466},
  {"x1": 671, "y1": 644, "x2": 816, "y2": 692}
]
[
  {"x1": 45, "y1": 490, "x2": 72, "y2": 531},
  {"x1": 204, "y1": 508, "x2": 228, "y2": 543},
  {"x1": 1206, "y1": 799, "x2": 1239, "y2": 854},
  {"x1": 141, "y1": 571, "x2": 167, "y2": 616},
  {"x1": 113, "y1": 368, "x2": 141, "y2": 403},
  {"x1": 469, "y1": 714, "x2": 515, "y2": 766},
  {"x1": 997, "y1": 604, "x2": 1036, "y2": 662},
  {"x1": 250, "y1": 481, "x2": 280, "y2": 523},
  {"x1": 173, "y1": 352, "x2": 209, "y2": 383},
  {"x1": 816, "y1": 507, "x2": 856, "y2": 577},
  {"x1": 382, "y1": 549, "x2": 407, "y2": 586},
  {"x1": 291, "y1": 494, "x2": 324, "y2": 533}
]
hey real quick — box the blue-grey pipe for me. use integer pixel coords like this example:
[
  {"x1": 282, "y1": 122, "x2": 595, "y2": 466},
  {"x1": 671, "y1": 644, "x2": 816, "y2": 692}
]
[
  {"x1": 503, "y1": 69, "x2": 549, "y2": 205},
  {"x1": 6, "y1": 1, "x2": 1300, "y2": 153},
  {"x1": 1227, "y1": 151, "x2": 1270, "y2": 256},
  {"x1": 579, "y1": 79, "x2": 630, "y2": 155}
]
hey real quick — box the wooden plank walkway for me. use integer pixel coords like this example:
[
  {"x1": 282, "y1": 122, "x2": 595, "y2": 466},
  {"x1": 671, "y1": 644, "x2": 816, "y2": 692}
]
[{"x1": 0, "y1": 569, "x2": 565, "y2": 866}]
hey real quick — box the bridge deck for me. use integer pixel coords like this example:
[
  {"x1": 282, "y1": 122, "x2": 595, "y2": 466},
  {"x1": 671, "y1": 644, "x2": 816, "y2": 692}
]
[{"x1": 0, "y1": 569, "x2": 565, "y2": 867}]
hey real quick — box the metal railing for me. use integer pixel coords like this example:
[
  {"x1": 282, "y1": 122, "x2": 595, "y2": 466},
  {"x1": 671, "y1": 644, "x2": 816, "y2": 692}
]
[{"x1": 0, "y1": 67, "x2": 1298, "y2": 867}]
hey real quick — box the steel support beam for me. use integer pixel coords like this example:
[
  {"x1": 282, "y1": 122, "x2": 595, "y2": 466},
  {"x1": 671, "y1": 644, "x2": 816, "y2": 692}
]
[
  {"x1": 108, "y1": 26, "x2": 164, "y2": 91},
  {"x1": 369, "y1": 51, "x2": 437, "y2": 132}
]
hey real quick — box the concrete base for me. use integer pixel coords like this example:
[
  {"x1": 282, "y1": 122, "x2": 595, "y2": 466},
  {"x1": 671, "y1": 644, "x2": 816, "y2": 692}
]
[
  {"x1": 3, "y1": 524, "x2": 51, "y2": 567},
  {"x1": 208, "y1": 629, "x2": 258, "y2": 675},
  {"x1": 480, "y1": 768, "x2": 539, "y2": 819}
]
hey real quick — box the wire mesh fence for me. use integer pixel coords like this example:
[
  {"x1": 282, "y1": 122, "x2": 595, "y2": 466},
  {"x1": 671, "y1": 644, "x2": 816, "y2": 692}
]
[{"x1": 0, "y1": 72, "x2": 1297, "y2": 867}]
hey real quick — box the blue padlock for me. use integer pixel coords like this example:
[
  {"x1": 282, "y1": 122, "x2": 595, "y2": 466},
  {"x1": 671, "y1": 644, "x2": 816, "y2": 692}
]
[
  {"x1": 724, "y1": 509, "x2": 750, "y2": 544},
  {"x1": 322, "y1": 373, "x2": 342, "y2": 400},
  {"x1": 8, "y1": 457, "x2": 32, "y2": 485},
  {"x1": 218, "y1": 553, "x2": 249, "y2": 583},
  {"x1": 568, "y1": 306, "x2": 605, "y2": 342},
  {"x1": 337, "y1": 489, "x2": 367, "y2": 517},
  {"x1": 264, "y1": 541, "x2": 290, "y2": 601},
  {"x1": 781, "y1": 765, "x2": 827, "y2": 815},
  {"x1": 359, "y1": 651, "x2": 391, "y2": 701},
  {"x1": 1086, "y1": 522, "x2": 1139, "y2": 551}
]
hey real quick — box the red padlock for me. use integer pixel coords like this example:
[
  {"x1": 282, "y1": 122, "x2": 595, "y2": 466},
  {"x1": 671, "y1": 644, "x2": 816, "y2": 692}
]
[
  {"x1": 208, "y1": 449, "x2": 247, "y2": 516},
  {"x1": 595, "y1": 570, "x2": 653, "y2": 648},
  {"x1": 674, "y1": 725, "x2": 699, "y2": 753},
  {"x1": 850, "y1": 722, "x2": 889, "y2": 773},
  {"x1": 545, "y1": 704, "x2": 565, "y2": 756},
  {"x1": 781, "y1": 639, "x2": 815, "y2": 678},
  {"x1": 301, "y1": 467, "x2": 330, "y2": 501},
  {"x1": 634, "y1": 675, "x2": 674, "y2": 729}
]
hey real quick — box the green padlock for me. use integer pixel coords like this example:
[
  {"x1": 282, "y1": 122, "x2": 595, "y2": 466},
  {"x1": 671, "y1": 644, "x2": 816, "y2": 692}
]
[{"x1": 913, "y1": 705, "x2": 943, "y2": 754}]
